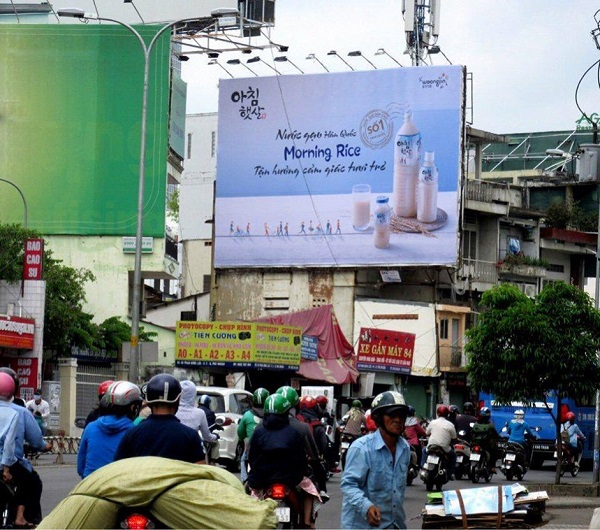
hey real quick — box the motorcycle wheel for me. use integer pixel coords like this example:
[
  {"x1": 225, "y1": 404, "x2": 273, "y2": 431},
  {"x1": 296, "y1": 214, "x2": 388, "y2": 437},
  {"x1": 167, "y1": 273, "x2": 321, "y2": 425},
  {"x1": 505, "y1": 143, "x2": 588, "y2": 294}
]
[
  {"x1": 505, "y1": 468, "x2": 513, "y2": 481},
  {"x1": 341, "y1": 450, "x2": 347, "y2": 470},
  {"x1": 571, "y1": 463, "x2": 580, "y2": 477},
  {"x1": 425, "y1": 480, "x2": 434, "y2": 492},
  {"x1": 470, "y1": 465, "x2": 479, "y2": 484},
  {"x1": 406, "y1": 472, "x2": 414, "y2": 486},
  {"x1": 484, "y1": 469, "x2": 492, "y2": 483},
  {"x1": 559, "y1": 461, "x2": 565, "y2": 477}
]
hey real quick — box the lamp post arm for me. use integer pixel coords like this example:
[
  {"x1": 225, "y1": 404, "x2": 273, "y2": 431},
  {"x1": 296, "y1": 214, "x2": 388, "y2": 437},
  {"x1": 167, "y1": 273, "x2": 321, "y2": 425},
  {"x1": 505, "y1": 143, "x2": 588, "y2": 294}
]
[{"x1": 0, "y1": 178, "x2": 27, "y2": 228}]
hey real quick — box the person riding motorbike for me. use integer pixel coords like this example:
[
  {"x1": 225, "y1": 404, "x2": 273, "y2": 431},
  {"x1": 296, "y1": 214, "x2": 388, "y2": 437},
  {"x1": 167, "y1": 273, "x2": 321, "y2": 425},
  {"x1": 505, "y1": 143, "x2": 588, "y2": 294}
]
[
  {"x1": 297, "y1": 396, "x2": 329, "y2": 462},
  {"x1": 78, "y1": 381, "x2": 142, "y2": 478},
  {"x1": 561, "y1": 411, "x2": 585, "y2": 464},
  {"x1": 248, "y1": 393, "x2": 321, "y2": 528},
  {"x1": 84, "y1": 380, "x2": 114, "y2": 427},
  {"x1": 448, "y1": 405, "x2": 460, "y2": 427},
  {"x1": 339, "y1": 400, "x2": 366, "y2": 438},
  {"x1": 238, "y1": 387, "x2": 269, "y2": 483},
  {"x1": 471, "y1": 407, "x2": 500, "y2": 473},
  {"x1": 198, "y1": 394, "x2": 217, "y2": 429},
  {"x1": 404, "y1": 405, "x2": 426, "y2": 466},
  {"x1": 454, "y1": 401, "x2": 478, "y2": 442},
  {"x1": 0, "y1": 367, "x2": 24, "y2": 407},
  {"x1": 424, "y1": 405, "x2": 457, "y2": 479},
  {"x1": 505, "y1": 409, "x2": 537, "y2": 465}
]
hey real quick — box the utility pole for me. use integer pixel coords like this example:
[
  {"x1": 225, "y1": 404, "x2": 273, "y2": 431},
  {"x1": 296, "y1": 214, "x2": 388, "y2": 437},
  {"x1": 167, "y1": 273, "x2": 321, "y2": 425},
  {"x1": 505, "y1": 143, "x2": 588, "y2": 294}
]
[{"x1": 402, "y1": 0, "x2": 441, "y2": 66}]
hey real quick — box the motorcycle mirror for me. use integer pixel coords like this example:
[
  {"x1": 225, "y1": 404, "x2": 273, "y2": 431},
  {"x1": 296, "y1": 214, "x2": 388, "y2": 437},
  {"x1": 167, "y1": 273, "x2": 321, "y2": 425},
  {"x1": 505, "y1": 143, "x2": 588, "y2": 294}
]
[
  {"x1": 458, "y1": 430, "x2": 466, "y2": 436},
  {"x1": 74, "y1": 417, "x2": 86, "y2": 429},
  {"x1": 501, "y1": 427, "x2": 508, "y2": 432},
  {"x1": 215, "y1": 416, "x2": 225, "y2": 426}
]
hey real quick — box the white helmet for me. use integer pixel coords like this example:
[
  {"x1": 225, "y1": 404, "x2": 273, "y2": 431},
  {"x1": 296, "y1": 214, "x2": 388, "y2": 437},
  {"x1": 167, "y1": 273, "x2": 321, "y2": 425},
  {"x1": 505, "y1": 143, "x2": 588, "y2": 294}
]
[
  {"x1": 514, "y1": 409, "x2": 525, "y2": 418},
  {"x1": 101, "y1": 381, "x2": 142, "y2": 407}
]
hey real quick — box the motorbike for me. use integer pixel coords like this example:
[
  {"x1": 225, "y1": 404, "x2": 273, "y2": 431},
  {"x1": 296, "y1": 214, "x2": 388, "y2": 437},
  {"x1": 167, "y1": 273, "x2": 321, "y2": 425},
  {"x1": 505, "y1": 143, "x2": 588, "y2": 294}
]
[
  {"x1": 556, "y1": 436, "x2": 584, "y2": 477},
  {"x1": 0, "y1": 479, "x2": 15, "y2": 529},
  {"x1": 339, "y1": 432, "x2": 361, "y2": 470},
  {"x1": 117, "y1": 507, "x2": 168, "y2": 529},
  {"x1": 454, "y1": 430, "x2": 471, "y2": 480},
  {"x1": 419, "y1": 444, "x2": 449, "y2": 492},
  {"x1": 203, "y1": 417, "x2": 225, "y2": 465},
  {"x1": 469, "y1": 443, "x2": 494, "y2": 483},
  {"x1": 406, "y1": 445, "x2": 419, "y2": 486},
  {"x1": 501, "y1": 441, "x2": 528, "y2": 481}
]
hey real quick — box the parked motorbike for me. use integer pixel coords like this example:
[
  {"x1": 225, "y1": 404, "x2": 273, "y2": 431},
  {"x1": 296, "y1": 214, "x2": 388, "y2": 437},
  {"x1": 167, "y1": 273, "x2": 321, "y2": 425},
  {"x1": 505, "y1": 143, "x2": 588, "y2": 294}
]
[
  {"x1": 501, "y1": 441, "x2": 528, "y2": 481},
  {"x1": 469, "y1": 443, "x2": 494, "y2": 483},
  {"x1": 454, "y1": 430, "x2": 471, "y2": 480},
  {"x1": 406, "y1": 445, "x2": 419, "y2": 486},
  {"x1": 419, "y1": 444, "x2": 449, "y2": 492},
  {"x1": 556, "y1": 437, "x2": 584, "y2": 477}
]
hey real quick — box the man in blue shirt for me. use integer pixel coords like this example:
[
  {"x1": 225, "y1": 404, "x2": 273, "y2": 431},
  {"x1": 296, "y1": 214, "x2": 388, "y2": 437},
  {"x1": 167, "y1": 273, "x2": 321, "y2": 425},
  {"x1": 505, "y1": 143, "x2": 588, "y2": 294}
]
[{"x1": 341, "y1": 391, "x2": 410, "y2": 529}]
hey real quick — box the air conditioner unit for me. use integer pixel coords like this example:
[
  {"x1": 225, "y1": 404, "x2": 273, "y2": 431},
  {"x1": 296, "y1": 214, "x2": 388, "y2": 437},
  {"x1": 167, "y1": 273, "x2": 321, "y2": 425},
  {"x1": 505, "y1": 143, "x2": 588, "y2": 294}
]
[
  {"x1": 577, "y1": 144, "x2": 600, "y2": 182},
  {"x1": 523, "y1": 284, "x2": 537, "y2": 298}
]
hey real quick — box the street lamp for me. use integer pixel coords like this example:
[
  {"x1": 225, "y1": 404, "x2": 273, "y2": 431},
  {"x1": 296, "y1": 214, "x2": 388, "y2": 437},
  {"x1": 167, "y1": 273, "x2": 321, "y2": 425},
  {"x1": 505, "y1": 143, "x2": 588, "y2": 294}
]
[
  {"x1": 273, "y1": 56, "x2": 304, "y2": 74},
  {"x1": 347, "y1": 50, "x2": 377, "y2": 69},
  {"x1": 0, "y1": 178, "x2": 27, "y2": 227},
  {"x1": 374, "y1": 47, "x2": 403, "y2": 67},
  {"x1": 226, "y1": 58, "x2": 258, "y2": 76},
  {"x1": 305, "y1": 53, "x2": 329, "y2": 72},
  {"x1": 246, "y1": 56, "x2": 278, "y2": 74},
  {"x1": 58, "y1": 8, "x2": 202, "y2": 384},
  {"x1": 327, "y1": 50, "x2": 354, "y2": 70}
]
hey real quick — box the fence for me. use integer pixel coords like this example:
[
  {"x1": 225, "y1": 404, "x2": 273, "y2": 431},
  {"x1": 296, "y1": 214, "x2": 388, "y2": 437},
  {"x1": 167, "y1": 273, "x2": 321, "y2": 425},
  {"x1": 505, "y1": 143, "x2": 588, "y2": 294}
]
[{"x1": 30, "y1": 434, "x2": 81, "y2": 465}]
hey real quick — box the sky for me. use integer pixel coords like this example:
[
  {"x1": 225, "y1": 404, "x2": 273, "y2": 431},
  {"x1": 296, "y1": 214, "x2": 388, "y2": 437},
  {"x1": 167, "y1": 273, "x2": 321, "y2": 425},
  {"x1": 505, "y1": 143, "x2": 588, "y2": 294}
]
[{"x1": 181, "y1": 0, "x2": 599, "y2": 134}]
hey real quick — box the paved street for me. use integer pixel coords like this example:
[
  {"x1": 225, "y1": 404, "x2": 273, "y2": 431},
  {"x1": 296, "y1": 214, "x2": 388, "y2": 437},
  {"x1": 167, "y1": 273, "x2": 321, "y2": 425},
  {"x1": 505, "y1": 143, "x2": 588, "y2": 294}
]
[{"x1": 36, "y1": 454, "x2": 600, "y2": 529}]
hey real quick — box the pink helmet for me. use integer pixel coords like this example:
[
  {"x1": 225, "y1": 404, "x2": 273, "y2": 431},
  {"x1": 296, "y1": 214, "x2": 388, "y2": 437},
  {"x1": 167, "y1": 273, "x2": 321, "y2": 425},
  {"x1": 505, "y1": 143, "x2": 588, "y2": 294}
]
[{"x1": 0, "y1": 372, "x2": 16, "y2": 401}]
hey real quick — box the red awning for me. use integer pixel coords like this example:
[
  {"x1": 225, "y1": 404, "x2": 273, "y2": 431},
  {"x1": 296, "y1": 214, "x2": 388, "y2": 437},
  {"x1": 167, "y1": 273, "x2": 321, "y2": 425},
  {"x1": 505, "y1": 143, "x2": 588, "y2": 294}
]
[{"x1": 257, "y1": 305, "x2": 358, "y2": 385}]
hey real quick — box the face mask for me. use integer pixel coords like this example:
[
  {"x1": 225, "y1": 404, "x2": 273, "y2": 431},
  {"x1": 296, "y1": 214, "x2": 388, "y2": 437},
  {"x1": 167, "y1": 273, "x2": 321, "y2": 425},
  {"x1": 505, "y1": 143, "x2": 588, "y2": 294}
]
[{"x1": 34, "y1": 395, "x2": 41, "y2": 400}]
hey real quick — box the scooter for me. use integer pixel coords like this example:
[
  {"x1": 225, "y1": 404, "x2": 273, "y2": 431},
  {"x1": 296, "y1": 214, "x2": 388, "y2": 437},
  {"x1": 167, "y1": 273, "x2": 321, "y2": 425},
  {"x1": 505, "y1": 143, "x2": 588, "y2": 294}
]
[
  {"x1": 339, "y1": 432, "x2": 361, "y2": 470},
  {"x1": 501, "y1": 441, "x2": 528, "y2": 481},
  {"x1": 469, "y1": 443, "x2": 494, "y2": 483},
  {"x1": 419, "y1": 444, "x2": 449, "y2": 492},
  {"x1": 406, "y1": 445, "x2": 419, "y2": 486},
  {"x1": 556, "y1": 437, "x2": 584, "y2": 477},
  {"x1": 454, "y1": 430, "x2": 471, "y2": 480}
]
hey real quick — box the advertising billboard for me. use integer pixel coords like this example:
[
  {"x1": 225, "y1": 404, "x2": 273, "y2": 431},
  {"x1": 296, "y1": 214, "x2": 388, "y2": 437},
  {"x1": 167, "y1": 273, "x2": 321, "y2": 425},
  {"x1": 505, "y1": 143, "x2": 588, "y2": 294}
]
[
  {"x1": 356, "y1": 327, "x2": 416, "y2": 374},
  {"x1": 0, "y1": 25, "x2": 170, "y2": 236},
  {"x1": 175, "y1": 321, "x2": 302, "y2": 370},
  {"x1": 215, "y1": 65, "x2": 464, "y2": 268}
]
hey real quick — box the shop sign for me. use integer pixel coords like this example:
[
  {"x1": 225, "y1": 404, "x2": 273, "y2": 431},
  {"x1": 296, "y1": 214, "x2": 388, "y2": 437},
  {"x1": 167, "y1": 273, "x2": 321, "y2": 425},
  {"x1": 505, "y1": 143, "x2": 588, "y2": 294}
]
[
  {"x1": 356, "y1": 326, "x2": 415, "y2": 374},
  {"x1": 0, "y1": 315, "x2": 35, "y2": 349},
  {"x1": 23, "y1": 238, "x2": 44, "y2": 280}
]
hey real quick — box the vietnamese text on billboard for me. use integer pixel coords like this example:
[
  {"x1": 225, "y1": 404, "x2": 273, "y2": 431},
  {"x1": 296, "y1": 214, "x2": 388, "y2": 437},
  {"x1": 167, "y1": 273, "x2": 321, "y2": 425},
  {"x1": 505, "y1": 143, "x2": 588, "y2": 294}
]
[
  {"x1": 356, "y1": 327, "x2": 416, "y2": 374},
  {"x1": 175, "y1": 321, "x2": 302, "y2": 370},
  {"x1": 0, "y1": 25, "x2": 170, "y2": 236},
  {"x1": 215, "y1": 66, "x2": 463, "y2": 268}
]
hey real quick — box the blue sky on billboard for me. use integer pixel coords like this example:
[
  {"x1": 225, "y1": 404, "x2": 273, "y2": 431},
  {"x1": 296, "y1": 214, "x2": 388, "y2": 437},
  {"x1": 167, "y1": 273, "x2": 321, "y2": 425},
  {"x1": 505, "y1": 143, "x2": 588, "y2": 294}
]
[{"x1": 182, "y1": 0, "x2": 599, "y2": 135}]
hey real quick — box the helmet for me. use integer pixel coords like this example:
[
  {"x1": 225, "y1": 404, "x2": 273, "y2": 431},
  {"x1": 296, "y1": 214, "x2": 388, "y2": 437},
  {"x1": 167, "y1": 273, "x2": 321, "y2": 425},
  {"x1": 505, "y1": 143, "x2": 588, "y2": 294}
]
[
  {"x1": 514, "y1": 409, "x2": 525, "y2": 418},
  {"x1": 252, "y1": 388, "x2": 270, "y2": 407},
  {"x1": 145, "y1": 374, "x2": 181, "y2": 404},
  {"x1": 264, "y1": 393, "x2": 292, "y2": 415},
  {"x1": 0, "y1": 372, "x2": 15, "y2": 401},
  {"x1": 566, "y1": 411, "x2": 576, "y2": 422},
  {"x1": 301, "y1": 395, "x2": 317, "y2": 409},
  {"x1": 480, "y1": 406, "x2": 491, "y2": 418},
  {"x1": 315, "y1": 395, "x2": 328, "y2": 407},
  {"x1": 98, "y1": 380, "x2": 115, "y2": 398},
  {"x1": 407, "y1": 405, "x2": 415, "y2": 417},
  {"x1": 449, "y1": 405, "x2": 460, "y2": 416},
  {"x1": 352, "y1": 399, "x2": 363, "y2": 408},
  {"x1": 371, "y1": 391, "x2": 408, "y2": 422},
  {"x1": 199, "y1": 395, "x2": 211, "y2": 407},
  {"x1": 463, "y1": 401, "x2": 474, "y2": 414},
  {"x1": 276, "y1": 386, "x2": 299, "y2": 407},
  {"x1": 436, "y1": 405, "x2": 449, "y2": 417},
  {"x1": 101, "y1": 381, "x2": 142, "y2": 407},
  {"x1": 0, "y1": 367, "x2": 19, "y2": 393}
]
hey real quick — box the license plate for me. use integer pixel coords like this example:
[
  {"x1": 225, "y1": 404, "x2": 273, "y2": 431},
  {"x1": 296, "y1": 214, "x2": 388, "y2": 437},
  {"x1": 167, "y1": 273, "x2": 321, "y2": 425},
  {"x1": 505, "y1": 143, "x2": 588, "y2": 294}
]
[
  {"x1": 553, "y1": 451, "x2": 558, "y2": 458},
  {"x1": 427, "y1": 454, "x2": 440, "y2": 464},
  {"x1": 275, "y1": 507, "x2": 290, "y2": 522},
  {"x1": 341, "y1": 442, "x2": 350, "y2": 449},
  {"x1": 534, "y1": 444, "x2": 551, "y2": 450},
  {"x1": 470, "y1": 453, "x2": 481, "y2": 461},
  {"x1": 456, "y1": 455, "x2": 463, "y2": 463},
  {"x1": 506, "y1": 453, "x2": 516, "y2": 461}
]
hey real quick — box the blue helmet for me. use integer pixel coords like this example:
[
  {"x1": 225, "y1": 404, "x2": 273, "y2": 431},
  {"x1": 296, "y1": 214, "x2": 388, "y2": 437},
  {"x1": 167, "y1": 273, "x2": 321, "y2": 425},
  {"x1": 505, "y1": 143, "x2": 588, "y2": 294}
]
[{"x1": 199, "y1": 394, "x2": 211, "y2": 407}]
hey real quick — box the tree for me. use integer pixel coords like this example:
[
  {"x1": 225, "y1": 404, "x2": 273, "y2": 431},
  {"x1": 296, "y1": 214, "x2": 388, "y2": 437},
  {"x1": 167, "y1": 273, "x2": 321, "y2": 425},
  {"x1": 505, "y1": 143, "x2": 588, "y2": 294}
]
[{"x1": 466, "y1": 282, "x2": 600, "y2": 484}]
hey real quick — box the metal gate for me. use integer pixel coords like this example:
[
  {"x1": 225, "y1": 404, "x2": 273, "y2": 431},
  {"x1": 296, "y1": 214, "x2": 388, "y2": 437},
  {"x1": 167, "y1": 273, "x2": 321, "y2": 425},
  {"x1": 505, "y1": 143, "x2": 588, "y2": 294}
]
[{"x1": 76, "y1": 364, "x2": 116, "y2": 418}]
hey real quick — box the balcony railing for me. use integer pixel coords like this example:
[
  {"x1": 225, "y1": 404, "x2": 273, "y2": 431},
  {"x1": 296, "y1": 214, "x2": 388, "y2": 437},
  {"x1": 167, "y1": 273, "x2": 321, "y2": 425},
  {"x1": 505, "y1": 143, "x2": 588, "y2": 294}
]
[
  {"x1": 439, "y1": 345, "x2": 466, "y2": 370},
  {"x1": 466, "y1": 179, "x2": 525, "y2": 208},
  {"x1": 459, "y1": 258, "x2": 499, "y2": 285}
]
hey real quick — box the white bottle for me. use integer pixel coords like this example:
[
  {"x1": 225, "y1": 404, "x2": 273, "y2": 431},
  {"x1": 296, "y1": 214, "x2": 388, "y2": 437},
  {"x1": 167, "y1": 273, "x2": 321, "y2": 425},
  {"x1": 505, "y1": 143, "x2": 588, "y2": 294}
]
[
  {"x1": 417, "y1": 151, "x2": 438, "y2": 223},
  {"x1": 393, "y1": 109, "x2": 422, "y2": 218},
  {"x1": 374, "y1": 196, "x2": 391, "y2": 249}
]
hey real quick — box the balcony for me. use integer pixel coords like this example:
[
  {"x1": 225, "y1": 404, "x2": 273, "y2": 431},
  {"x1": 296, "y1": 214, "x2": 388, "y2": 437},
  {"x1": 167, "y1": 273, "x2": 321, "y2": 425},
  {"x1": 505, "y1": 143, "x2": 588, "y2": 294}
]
[
  {"x1": 540, "y1": 227, "x2": 597, "y2": 246},
  {"x1": 497, "y1": 263, "x2": 546, "y2": 278},
  {"x1": 466, "y1": 180, "x2": 525, "y2": 214},
  {"x1": 439, "y1": 345, "x2": 466, "y2": 372},
  {"x1": 458, "y1": 259, "x2": 499, "y2": 287}
]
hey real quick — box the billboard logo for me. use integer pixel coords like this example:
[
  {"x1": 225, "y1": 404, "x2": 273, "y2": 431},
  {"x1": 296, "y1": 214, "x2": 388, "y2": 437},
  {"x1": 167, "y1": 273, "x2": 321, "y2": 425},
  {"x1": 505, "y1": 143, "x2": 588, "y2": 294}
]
[
  {"x1": 231, "y1": 86, "x2": 266, "y2": 120},
  {"x1": 359, "y1": 109, "x2": 394, "y2": 149},
  {"x1": 419, "y1": 72, "x2": 449, "y2": 89}
]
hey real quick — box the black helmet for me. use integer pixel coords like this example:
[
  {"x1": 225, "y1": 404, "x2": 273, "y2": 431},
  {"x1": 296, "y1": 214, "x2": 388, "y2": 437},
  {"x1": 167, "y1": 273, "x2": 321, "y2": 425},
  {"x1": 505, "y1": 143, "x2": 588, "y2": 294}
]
[
  {"x1": 463, "y1": 401, "x2": 474, "y2": 414},
  {"x1": 449, "y1": 405, "x2": 460, "y2": 416},
  {"x1": 145, "y1": 374, "x2": 181, "y2": 404},
  {"x1": 371, "y1": 391, "x2": 408, "y2": 426},
  {"x1": 408, "y1": 405, "x2": 415, "y2": 417},
  {"x1": 0, "y1": 367, "x2": 18, "y2": 392}
]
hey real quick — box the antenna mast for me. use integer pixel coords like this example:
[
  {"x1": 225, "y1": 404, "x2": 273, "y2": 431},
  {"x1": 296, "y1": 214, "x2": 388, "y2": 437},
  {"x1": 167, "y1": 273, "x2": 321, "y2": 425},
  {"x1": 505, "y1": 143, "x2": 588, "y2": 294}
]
[{"x1": 402, "y1": 0, "x2": 441, "y2": 66}]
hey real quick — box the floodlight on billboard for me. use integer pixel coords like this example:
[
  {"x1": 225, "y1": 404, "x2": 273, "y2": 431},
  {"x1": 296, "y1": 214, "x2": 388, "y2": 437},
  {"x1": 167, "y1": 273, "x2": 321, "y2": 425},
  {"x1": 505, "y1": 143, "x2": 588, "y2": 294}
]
[{"x1": 214, "y1": 66, "x2": 464, "y2": 269}]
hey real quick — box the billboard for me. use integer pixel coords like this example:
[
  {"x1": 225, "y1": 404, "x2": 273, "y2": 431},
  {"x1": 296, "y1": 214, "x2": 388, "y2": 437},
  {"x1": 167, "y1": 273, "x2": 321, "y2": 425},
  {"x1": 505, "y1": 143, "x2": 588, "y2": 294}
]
[
  {"x1": 215, "y1": 65, "x2": 464, "y2": 268},
  {"x1": 0, "y1": 25, "x2": 170, "y2": 236},
  {"x1": 175, "y1": 321, "x2": 302, "y2": 370}
]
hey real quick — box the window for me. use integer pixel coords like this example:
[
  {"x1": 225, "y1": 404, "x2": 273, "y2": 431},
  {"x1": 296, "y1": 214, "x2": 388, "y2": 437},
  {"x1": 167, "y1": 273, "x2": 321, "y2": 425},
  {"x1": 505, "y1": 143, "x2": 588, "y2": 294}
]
[
  {"x1": 211, "y1": 131, "x2": 216, "y2": 158},
  {"x1": 462, "y1": 230, "x2": 477, "y2": 260},
  {"x1": 439, "y1": 318, "x2": 449, "y2": 339},
  {"x1": 187, "y1": 133, "x2": 192, "y2": 159}
]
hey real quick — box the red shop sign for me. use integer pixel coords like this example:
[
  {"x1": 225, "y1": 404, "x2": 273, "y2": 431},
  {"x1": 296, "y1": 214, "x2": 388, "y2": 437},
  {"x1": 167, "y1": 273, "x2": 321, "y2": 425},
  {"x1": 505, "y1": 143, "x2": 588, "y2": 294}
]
[
  {"x1": 356, "y1": 327, "x2": 416, "y2": 374},
  {"x1": 23, "y1": 238, "x2": 44, "y2": 281},
  {"x1": 0, "y1": 315, "x2": 35, "y2": 350}
]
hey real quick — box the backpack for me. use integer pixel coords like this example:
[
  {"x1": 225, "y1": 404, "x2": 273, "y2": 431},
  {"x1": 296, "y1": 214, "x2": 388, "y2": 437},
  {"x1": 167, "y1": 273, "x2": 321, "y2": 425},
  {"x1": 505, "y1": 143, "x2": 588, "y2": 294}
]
[
  {"x1": 296, "y1": 412, "x2": 322, "y2": 435},
  {"x1": 471, "y1": 422, "x2": 493, "y2": 444}
]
